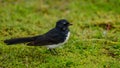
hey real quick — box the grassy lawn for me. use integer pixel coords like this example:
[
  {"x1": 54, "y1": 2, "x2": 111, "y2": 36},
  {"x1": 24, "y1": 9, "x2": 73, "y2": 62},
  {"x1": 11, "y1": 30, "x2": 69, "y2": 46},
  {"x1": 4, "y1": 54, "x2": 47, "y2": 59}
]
[{"x1": 0, "y1": 0, "x2": 120, "y2": 68}]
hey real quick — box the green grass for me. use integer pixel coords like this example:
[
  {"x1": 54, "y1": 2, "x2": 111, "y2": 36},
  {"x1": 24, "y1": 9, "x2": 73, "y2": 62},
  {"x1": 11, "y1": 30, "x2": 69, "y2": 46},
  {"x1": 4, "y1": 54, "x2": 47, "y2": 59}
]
[{"x1": 0, "y1": 0, "x2": 120, "y2": 68}]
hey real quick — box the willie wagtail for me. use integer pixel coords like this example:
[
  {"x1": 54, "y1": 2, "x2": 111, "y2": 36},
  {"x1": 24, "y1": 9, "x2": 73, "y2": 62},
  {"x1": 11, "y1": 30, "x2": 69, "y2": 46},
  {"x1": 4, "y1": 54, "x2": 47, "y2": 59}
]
[{"x1": 4, "y1": 19, "x2": 72, "y2": 54}]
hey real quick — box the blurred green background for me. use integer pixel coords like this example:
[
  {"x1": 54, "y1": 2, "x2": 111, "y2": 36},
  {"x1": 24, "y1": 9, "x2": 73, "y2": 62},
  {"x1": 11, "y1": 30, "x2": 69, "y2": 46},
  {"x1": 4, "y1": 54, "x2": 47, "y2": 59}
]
[{"x1": 0, "y1": 0, "x2": 120, "y2": 68}]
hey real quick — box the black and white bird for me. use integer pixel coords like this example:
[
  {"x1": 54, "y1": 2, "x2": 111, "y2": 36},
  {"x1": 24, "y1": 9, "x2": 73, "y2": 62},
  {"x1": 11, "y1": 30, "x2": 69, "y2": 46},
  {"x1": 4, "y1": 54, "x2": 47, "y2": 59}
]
[{"x1": 4, "y1": 19, "x2": 72, "y2": 54}]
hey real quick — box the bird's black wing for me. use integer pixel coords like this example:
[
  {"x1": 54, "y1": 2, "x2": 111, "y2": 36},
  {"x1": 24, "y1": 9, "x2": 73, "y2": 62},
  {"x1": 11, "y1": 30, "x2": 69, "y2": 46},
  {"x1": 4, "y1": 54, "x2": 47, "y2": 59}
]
[{"x1": 27, "y1": 28, "x2": 65, "y2": 46}]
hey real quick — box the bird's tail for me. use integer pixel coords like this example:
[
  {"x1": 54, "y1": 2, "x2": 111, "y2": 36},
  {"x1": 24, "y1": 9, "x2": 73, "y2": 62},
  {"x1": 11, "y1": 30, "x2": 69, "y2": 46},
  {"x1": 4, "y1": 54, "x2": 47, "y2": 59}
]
[{"x1": 4, "y1": 36, "x2": 36, "y2": 45}]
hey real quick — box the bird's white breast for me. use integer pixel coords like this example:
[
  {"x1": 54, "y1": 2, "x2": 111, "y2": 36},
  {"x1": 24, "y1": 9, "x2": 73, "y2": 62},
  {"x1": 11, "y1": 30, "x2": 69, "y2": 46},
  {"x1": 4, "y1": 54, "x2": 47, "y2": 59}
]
[
  {"x1": 46, "y1": 32, "x2": 70, "y2": 49},
  {"x1": 64, "y1": 32, "x2": 70, "y2": 43}
]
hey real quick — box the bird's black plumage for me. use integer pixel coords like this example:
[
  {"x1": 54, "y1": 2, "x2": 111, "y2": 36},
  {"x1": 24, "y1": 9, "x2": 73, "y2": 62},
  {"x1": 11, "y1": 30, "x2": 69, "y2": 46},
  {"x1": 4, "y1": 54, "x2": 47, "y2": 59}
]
[
  {"x1": 4, "y1": 19, "x2": 72, "y2": 51},
  {"x1": 27, "y1": 28, "x2": 68, "y2": 46}
]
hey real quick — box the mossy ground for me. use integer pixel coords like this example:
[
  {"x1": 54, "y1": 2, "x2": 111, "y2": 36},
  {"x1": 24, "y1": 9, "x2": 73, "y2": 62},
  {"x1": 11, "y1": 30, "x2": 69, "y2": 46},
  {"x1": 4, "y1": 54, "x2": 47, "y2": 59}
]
[{"x1": 0, "y1": 0, "x2": 120, "y2": 68}]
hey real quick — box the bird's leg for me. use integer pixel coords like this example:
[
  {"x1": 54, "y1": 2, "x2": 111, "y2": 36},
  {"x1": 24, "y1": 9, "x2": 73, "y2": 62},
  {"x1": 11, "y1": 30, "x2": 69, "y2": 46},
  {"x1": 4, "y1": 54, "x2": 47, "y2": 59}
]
[
  {"x1": 53, "y1": 49, "x2": 58, "y2": 54},
  {"x1": 49, "y1": 48, "x2": 53, "y2": 53},
  {"x1": 49, "y1": 48, "x2": 58, "y2": 55}
]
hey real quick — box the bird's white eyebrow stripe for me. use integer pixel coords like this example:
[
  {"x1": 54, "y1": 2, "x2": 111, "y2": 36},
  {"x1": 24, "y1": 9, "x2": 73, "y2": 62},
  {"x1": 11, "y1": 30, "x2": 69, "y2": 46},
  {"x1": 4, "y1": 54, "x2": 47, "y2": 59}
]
[{"x1": 63, "y1": 22, "x2": 66, "y2": 24}]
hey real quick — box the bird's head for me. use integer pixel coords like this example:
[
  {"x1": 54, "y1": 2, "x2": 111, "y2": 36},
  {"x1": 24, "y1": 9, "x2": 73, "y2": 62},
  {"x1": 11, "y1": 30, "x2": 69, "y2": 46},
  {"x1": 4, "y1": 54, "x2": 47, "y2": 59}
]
[{"x1": 55, "y1": 19, "x2": 72, "y2": 31}]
